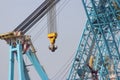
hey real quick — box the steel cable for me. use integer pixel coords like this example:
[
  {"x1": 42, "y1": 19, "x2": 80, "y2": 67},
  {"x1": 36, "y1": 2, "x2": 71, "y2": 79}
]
[
  {"x1": 50, "y1": 52, "x2": 75, "y2": 80},
  {"x1": 31, "y1": 0, "x2": 72, "y2": 43}
]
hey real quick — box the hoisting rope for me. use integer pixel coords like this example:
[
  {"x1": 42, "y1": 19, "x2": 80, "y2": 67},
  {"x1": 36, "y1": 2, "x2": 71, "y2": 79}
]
[
  {"x1": 47, "y1": 5, "x2": 57, "y2": 52},
  {"x1": 0, "y1": 0, "x2": 60, "y2": 53},
  {"x1": 50, "y1": 52, "x2": 74, "y2": 80},
  {"x1": 31, "y1": 0, "x2": 73, "y2": 52},
  {"x1": 47, "y1": 5, "x2": 57, "y2": 34}
]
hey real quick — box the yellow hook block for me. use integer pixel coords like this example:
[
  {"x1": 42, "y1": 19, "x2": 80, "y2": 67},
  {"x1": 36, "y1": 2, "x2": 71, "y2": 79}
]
[
  {"x1": 48, "y1": 32, "x2": 57, "y2": 52},
  {"x1": 48, "y1": 32, "x2": 57, "y2": 44}
]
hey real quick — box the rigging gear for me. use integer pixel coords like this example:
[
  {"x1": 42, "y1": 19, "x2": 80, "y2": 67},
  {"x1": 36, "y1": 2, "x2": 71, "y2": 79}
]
[
  {"x1": 47, "y1": 5, "x2": 57, "y2": 52},
  {"x1": 0, "y1": 0, "x2": 60, "y2": 80},
  {"x1": 0, "y1": 0, "x2": 59, "y2": 52}
]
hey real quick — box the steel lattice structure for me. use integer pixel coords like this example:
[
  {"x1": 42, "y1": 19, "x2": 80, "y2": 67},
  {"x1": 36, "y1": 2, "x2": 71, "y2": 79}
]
[{"x1": 68, "y1": 0, "x2": 120, "y2": 80}]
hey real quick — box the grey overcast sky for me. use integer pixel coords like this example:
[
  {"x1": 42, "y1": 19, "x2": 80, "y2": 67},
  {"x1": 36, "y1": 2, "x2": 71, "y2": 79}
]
[{"x1": 0, "y1": 0, "x2": 86, "y2": 80}]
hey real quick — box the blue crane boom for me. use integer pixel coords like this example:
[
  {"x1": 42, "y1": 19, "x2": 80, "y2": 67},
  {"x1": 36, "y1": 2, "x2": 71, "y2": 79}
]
[{"x1": 68, "y1": 0, "x2": 120, "y2": 80}]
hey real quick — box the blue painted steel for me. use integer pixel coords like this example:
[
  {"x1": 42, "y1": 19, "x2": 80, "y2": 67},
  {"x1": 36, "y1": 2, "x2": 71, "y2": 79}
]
[
  {"x1": 16, "y1": 42, "x2": 26, "y2": 80},
  {"x1": 8, "y1": 39, "x2": 48, "y2": 80},
  {"x1": 8, "y1": 45, "x2": 14, "y2": 80},
  {"x1": 22, "y1": 60, "x2": 31, "y2": 80},
  {"x1": 8, "y1": 41, "x2": 27, "y2": 80},
  {"x1": 68, "y1": 0, "x2": 120, "y2": 80},
  {"x1": 26, "y1": 50, "x2": 49, "y2": 80}
]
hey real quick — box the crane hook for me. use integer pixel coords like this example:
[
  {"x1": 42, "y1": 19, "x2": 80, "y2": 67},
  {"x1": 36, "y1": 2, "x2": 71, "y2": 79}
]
[
  {"x1": 48, "y1": 32, "x2": 57, "y2": 52},
  {"x1": 49, "y1": 44, "x2": 57, "y2": 52}
]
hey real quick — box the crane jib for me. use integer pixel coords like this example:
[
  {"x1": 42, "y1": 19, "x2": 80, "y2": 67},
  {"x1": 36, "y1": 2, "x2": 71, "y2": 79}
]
[{"x1": 14, "y1": 0, "x2": 60, "y2": 34}]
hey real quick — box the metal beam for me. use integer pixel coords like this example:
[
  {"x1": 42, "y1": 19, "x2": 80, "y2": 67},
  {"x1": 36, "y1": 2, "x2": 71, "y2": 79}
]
[{"x1": 14, "y1": 0, "x2": 60, "y2": 34}]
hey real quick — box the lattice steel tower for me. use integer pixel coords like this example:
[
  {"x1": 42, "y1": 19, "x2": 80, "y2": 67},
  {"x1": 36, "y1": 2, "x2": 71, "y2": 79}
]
[{"x1": 68, "y1": 0, "x2": 120, "y2": 80}]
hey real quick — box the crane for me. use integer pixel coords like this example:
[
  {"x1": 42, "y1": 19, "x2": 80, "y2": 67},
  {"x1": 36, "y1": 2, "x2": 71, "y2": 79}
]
[
  {"x1": 0, "y1": 0, "x2": 59, "y2": 80},
  {"x1": 68, "y1": 0, "x2": 120, "y2": 80}
]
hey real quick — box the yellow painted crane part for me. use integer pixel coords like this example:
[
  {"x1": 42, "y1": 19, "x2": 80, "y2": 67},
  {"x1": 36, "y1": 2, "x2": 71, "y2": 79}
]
[
  {"x1": 88, "y1": 56, "x2": 94, "y2": 68},
  {"x1": 48, "y1": 32, "x2": 57, "y2": 45},
  {"x1": 47, "y1": 32, "x2": 57, "y2": 52},
  {"x1": 0, "y1": 31, "x2": 22, "y2": 40}
]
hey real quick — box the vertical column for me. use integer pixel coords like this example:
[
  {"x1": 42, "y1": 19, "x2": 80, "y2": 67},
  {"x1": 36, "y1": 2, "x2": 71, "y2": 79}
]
[
  {"x1": 16, "y1": 41, "x2": 25, "y2": 80},
  {"x1": 8, "y1": 45, "x2": 15, "y2": 80}
]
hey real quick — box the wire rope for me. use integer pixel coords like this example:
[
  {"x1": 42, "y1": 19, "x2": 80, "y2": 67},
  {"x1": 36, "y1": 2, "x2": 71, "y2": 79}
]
[
  {"x1": 31, "y1": 0, "x2": 72, "y2": 43},
  {"x1": 53, "y1": 61, "x2": 71, "y2": 80},
  {"x1": 30, "y1": 0, "x2": 85, "y2": 79},
  {"x1": 29, "y1": 0, "x2": 83, "y2": 79},
  {"x1": 50, "y1": 52, "x2": 75, "y2": 80}
]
